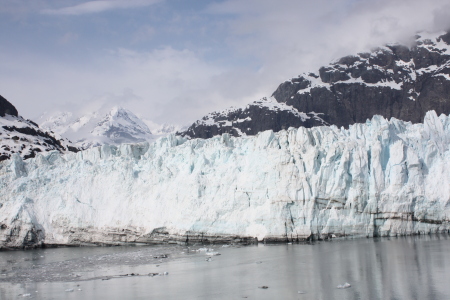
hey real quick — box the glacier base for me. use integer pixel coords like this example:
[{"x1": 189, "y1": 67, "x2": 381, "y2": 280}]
[{"x1": 0, "y1": 111, "x2": 449, "y2": 248}]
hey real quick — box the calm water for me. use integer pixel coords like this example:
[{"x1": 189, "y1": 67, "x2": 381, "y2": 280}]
[{"x1": 1, "y1": 235, "x2": 450, "y2": 300}]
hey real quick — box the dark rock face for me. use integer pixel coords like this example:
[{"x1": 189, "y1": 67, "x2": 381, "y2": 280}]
[
  {"x1": 180, "y1": 98, "x2": 328, "y2": 139},
  {"x1": 272, "y1": 33, "x2": 450, "y2": 129},
  {"x1": 180, "y1": 31, "x2": 450, "y2": 139},
  {"x1": 0, "y1": 95, "x2": 18, "y2": 117}
]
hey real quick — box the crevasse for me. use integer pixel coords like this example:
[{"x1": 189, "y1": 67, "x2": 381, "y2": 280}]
[{"x1": 0, "y1": 111, "x2": 449, "y2": 248}]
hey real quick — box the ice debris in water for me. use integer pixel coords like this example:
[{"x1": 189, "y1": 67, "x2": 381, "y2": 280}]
[
  {"x1": 197, "y1": 248, "x2": 214, "y2": 252},
  {"x1": 65, "y1": 289, "x2": 74, "y2": 292},
  {"x1": 22, "y1": 294, "x2": 31, "y2": 298},
  {"x1": 205, "y1": 252, "x2": 220, "y2": 256},
  {"x1": 337, "y1": 282, "x2": 351, "y2": 289}
]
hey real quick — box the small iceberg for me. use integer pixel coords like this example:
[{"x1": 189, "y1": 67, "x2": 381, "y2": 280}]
[
  {"x1": 197, "y1": 248, "x2": 214, "y2": 252},
  {"x1": 337, "y1": 282, "x2": 351, "y2": 289}
]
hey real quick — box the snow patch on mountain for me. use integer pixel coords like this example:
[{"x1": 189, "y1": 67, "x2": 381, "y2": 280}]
[
  {"x1": 0, "y1": 114, "x2": 76, "y2": 161},
  {"x1": 182, "y1": 97, "x2": 327, "y2": 139}
]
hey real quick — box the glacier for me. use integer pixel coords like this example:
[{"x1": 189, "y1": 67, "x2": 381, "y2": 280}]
[{"x1": 0, "y1": 111, "x2": 449, "y2": 248}]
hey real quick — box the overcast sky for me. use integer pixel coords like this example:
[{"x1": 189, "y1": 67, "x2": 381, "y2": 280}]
[{"x1": 1, "y1": 0, "x2": 450, "y2": 127}]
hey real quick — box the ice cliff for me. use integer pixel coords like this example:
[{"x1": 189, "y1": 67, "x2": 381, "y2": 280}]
[{"x1": 0, "y1": 111, "x2": 449, "y2": 248}]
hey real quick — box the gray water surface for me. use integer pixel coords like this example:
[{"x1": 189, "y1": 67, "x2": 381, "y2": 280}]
[{"x1": 1, "y1": 235, "x2": 450, "y2": 299}]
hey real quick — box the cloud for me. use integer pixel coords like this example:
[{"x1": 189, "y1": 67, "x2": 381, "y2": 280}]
[
  {"x1": 0, "y1": 46, "x2": 235, "y2": 125},
  {"x1": 207, "y1": 0, "x2": 450, "y2": 79},
  {"x1": 41, "y1": 0, "x2": 162, "y2": 15},
  {"x1": 4, "y1": 0, "x2": 450, "y2": 129}
]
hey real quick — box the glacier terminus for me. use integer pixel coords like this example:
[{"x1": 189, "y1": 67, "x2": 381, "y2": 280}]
[{"x1": 0, "y1": 111, "x2": 449, "y2": 249}]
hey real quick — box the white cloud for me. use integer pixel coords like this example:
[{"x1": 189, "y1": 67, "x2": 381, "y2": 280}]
[
  {"x1": 4, "y1": 0, "x2": 450, "y2": 129},
  {"x1": 207, "y1": 0, "x2": 450, "y2": 79},
  {"x1": 0, "y1": 46, "x2": 239, "y2": 125},
  {"x1": 41, "y1": 0, "x2": 162, "y2": 15}
]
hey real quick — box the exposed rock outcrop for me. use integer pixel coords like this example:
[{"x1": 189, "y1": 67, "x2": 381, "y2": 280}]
[{"x1": 0, "y1": 95, "x2": 18, "y2": 117}]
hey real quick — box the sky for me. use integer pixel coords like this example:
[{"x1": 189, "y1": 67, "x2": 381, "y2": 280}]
[{"x1": 1, "y1": 0, "x2": 450, "y2": 128}]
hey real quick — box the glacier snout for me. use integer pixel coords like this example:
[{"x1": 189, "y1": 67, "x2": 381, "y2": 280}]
[{"x1": 0, "y1": 111, "x2": 449, "y2": 248}]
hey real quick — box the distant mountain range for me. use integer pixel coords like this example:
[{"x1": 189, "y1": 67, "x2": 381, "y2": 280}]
[
  {"x1": 0, "y1": 95, "x2": 182, "y2": 161},
  {"x1": 179, "y1": 30, "x2": 450, "y2": 139},
  {"x1": 2, "y1": 30, "x2": 450, "y2": 161}
]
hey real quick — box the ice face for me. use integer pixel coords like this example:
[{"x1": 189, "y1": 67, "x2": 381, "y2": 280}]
[{"x1": 0, "y1": 111, "x2": 449, "y2": 248}]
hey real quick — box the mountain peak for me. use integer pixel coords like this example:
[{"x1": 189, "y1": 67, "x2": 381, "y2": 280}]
[
  {"x1": 0, "y1": 95, "x2": 18, "y2": 117},
  {"x1": 40, "y1": 106, "x2": 156, "y2": 149}
]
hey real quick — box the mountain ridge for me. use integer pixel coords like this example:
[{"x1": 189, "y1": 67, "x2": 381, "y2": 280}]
[
  {"x1": 179, "y1": 30, "x2": 450, "y2": 139},
  {"x1": 0, "y1": 95, "x2": 78, "y2": 162}
]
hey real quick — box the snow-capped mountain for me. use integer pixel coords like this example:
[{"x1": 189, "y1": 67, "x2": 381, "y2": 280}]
[
  {"x1": 1, "y1": 111, "x2": 449, "y2": 248},
  {"x1": 0, "y1": 95, "x2": 78, "y2": 162},
  {"x1": 180, "y1": 30, "x2": 450, "y2": 139},
  {"x1": 40, "y1": 107, "x2": 155, "y2": 149}
]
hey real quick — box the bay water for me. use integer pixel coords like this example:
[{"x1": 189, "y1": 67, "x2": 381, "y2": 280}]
[{"x1": 1, "y1": 234, "x2": 449, "y2": 299}]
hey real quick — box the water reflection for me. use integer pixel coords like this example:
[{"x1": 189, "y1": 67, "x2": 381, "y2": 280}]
[{"x1": 0, "y1": 234, "x2": 449, "y2": 300}]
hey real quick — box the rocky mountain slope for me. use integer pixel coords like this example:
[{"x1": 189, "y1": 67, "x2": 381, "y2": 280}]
[
  {"x1": 0, "y1": 96, "x2": 78, "y2": 162},
  {"x1": 180, "y1": 31, "x2": 450, "y2": 139},
  {"x1": 40, "y1": 107, "x2": 155, "y2": 150},
  {"x1": 0, "y1": 111, "x2": 449, "y2": 248}
]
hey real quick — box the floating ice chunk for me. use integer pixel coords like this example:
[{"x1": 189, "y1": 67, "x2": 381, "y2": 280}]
[
  {"x1": 337, "y1": 282, "x2": 351, "y2": 289},
  {"x1": 65, "y1": 289, "x2": 74, "y2": 292},
  {"x1": 205, "y1": 252, "x2": 221, "y2": 256},
  {"x1": 22, "y1": 294, "x2": 31, "y2": 298},
  {"x1": 197, "y1": 248, "x2": 214, "y2": 252}
]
